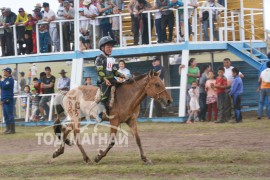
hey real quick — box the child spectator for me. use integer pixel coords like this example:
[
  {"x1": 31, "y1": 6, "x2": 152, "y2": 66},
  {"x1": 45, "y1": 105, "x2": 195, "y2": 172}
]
[
  {"x1": 33, "y1": 77, "x2": 43, "y2": 94},
  {"x1": 25, "y1": 14, "x2": 38, "y2": 53},
  {"x1": 79, "y1": 8, "x2": 90, "y2": 51},
  {"x1": 84, "y1": 77, "x2": 92, "y2": 85},
  {"x1": 229, "y1": 67, "x2": 243, "y2": 123},
  {"x1": 21, "y1": 85, "x2": 32, "y2": 119},
  {"x1": 169, "y1": 0, "x2": 184, "y2": 41},
  {"x1": 38, "y1": 12, "x2": 49, "y2": 53},
  {"x1": 187, "y1": 81, "x2": 200, "y2": 123},
  {"x1": 20, "y1": 33, "x2": 33, "y2": 54},
  {"x1": 111, "y1": 7, "x2": 120, "y2": 46},
  {"x1": 30, "y1": 87, "x2": 40, "y2": 121},
  {"x1": 215, "y1": 67, "x2": 227, "y2": 123},
  {"x1": 28, "y1": 69, "x2": 32, "y2": 85},
  {"x1": 205, "y1": 71, "x2": 217, "y2": 121}
]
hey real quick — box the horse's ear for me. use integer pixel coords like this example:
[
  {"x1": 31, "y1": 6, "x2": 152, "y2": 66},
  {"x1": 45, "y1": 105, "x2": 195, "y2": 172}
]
[
  {"x1": 149, "y1": 70, "x2": 154, "y2": 77},
  {"x1": 155, "y1": 70, "x2": 161, "y2": 77}
]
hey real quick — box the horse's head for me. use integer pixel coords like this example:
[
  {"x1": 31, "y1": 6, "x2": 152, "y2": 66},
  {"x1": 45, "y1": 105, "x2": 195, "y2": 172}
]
[{"x1": 145, "y1": 70, "x2": 173, "y2": 106}]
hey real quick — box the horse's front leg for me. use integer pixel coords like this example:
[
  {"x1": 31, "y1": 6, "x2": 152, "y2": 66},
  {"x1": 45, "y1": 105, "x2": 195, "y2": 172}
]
[
  {"x1": 94, "y1": 122, "x2": 118, "y2": 163},
  {"x1": 52, "y1": 125, "x2": 72, "y2": 158}
]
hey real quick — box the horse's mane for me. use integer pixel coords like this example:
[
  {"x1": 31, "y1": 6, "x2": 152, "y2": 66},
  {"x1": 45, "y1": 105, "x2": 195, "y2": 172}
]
[{"x1": 124, "y1": 73, "x2": 148, "y2": 84}]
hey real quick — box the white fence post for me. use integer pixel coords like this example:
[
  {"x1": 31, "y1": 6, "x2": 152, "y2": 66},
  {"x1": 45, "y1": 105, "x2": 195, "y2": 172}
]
[{"x1": 179, "y1": 50, "x2": 189, "y2": 117}]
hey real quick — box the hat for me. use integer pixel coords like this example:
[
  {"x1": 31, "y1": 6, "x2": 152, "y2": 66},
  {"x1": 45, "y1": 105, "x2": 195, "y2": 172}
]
[
  {"x1": 151, "y1": 56, "x2": 160, "y2": 61},
  {"x1": 79, "y1": 8, "x2": 84, "y2": 12},
  {"x1": 83, "y1": 0, "x2": 91, "y2": 5},
  {"x1": 31, "y1": 87, "x2": 37, "y2": 92},
  {"x1": 19, "y1": 72, "x2": 25, "y2": 76},
  {"x1": 43, "y1": 2, "x2": 49, "y2": 7},
  {"x1": 3, "y1": 67, "x2": 12, "y2": 73},
  {"x1": 59, "y1": 69, "x2": 67, "y2": 74},
  {"x1": 32, "y1": 8, "x2": 40, "y2": 12},
  {"x1": 35, "y1": 3, "x2": 42, "y2": 8},
  {"x1": 0, "y1": 7, "x2": 6, "y2": 11},
  {"x1": 3, "y1": 8, "x2": 11, "y2": 13},
  {"x1": 18, "y1": 8, "x2": 24, "y2": 12},
  {"x1": 63, "y1": 1, "x2": 70, "y2": 6}
]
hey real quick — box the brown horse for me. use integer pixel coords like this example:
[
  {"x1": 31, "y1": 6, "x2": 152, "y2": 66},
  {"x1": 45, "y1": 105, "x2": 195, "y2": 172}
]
[{"x1": 53, "y1": 70, "x2": 173, "y2": 164}]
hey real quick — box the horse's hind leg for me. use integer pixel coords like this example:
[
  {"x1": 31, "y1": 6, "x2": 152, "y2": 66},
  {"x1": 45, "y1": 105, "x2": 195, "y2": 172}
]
[
  {"x1": 127, "y1": 118, "x2": 152, "y2": 165},
  {"x1": 95, "y1": 121, "x2": 119, "y2": 163},
  {"x1": 52, "y1": 125, "x2": 72, "y2": 158}
]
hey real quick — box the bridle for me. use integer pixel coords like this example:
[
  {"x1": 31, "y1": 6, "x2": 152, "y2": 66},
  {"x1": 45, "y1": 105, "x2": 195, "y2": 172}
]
[{"x1": 143, "y1": 75, "x2": 167, "y2": 100}]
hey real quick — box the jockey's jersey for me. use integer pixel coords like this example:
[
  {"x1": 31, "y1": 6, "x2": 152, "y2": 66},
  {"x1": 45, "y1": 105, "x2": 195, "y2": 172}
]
[{"x1": 95, "y1": 53, "x2": 123, "y2": 82}]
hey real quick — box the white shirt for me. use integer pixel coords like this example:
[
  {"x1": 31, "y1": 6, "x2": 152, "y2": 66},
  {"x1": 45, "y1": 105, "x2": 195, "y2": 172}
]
[
  {"x1": 261, "y1": 68, "x2": 270, "y2": 83},
  {"x1": 13, "y1": 80, "x2": 21, "y2": 94},
  {"x1": 111, "y1": 16, "x2": 119, "y2": 30},
  {"x1": 154, "y1": 12, "x2": 162, "y2": 20},
  {"x1": 43, "y1": 9, "x2": 57, "y2": 28},
  {"x1": 89, "y1": 4, "x2": 100, "y2": 25},
  {"x1": 80, "y1": 16, "x2": 89, "y2": 36},
  {"x1": 224, "y1": 66, "x2": 243, "y2": 83},
  {"x1": 118, "y1": 68, "x2": 131, "y2": 77},
  {"x1": 186, "y1": 0, "x2": 198, "y2": 17},
  {"x1": 57, "y1": 5, "x2": 65, "y2": 19},
  {"x1": 31, "y1": 65, "x2": 38, "y2": 76}
]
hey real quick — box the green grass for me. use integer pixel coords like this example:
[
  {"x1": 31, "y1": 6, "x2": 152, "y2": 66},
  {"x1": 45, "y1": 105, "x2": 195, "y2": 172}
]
[{"x1": 1, "y1": 119, "x2": 270, "y2": 179}]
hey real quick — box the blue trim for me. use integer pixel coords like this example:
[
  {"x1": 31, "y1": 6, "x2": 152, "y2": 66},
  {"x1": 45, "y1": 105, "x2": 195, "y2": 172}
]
[{"x1": 0, "y1": 42, "x2": 266, "y2": 65}]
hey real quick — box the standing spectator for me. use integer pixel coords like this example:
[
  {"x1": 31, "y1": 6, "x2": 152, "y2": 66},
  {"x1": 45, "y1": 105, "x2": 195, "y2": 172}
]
[
  {"x1": 79, "y1": 8, "x2": 90, "y2": 50},
  {"x1": 33, "y1": 77, "x2": 43, "y2": 94},
  {"x1": 43, "y1": 2, "x2": 60, "y2": 52},
  {"x1": 12, "y1": 68, "x2": 18, "y2": 80},
  {"x1": 111, "y1": 7, "x2": 120, "y2": 46},
  {"x1": 57, "y1": 69, "x2": 70, "y2": 91},
  {"x1": 97, "y1": 0, "x2": 114, "y2": 39},
  {"x1": 39, "y1": 66, "x2": 56, "y2": 121},
  {"x1": 187, "y1": 81, "x2": 200, "y2": 123},
  {"x1": 223, "y1": 58, "x2": 244, "y2": 121},
  {"x1": 200, "y1": 0, "x2": 223, "y2": 41},
  {"x1": 24, "y1": 14, "x2": 37, "y2": 53},
  {"x1": 37, "y1": 12, "x2": 49, "y2": 53},
  {"x1": 186, "y1": 0, "x2": 198, "y2": 37},
  {"x1": 15, "y1": 8, "x2": 29, "y2": 55},
  {"x1": 63, "y1": 1, "x2": 75, "y2": 51},
  {"x1": 0, "y1": 7, "x2": 6, "y2": 56},
  {"x1": 205, "y1": 71, "x2": 217, "y2": 121},
  {"x1": 19, "y1": 72, "x2": 26, "y2": 91},
  {"x1": 20, "y1": 85, "x2": 32, "y2": 115},
  {"x1": 3, "y1": 8, "x2": 16, "y2": 56},
  {"x1": 128, "y1": 0, "x2": 138, "y2": 45},
  {"x1": 179, "y1": 58, "x2": 200, "y2": 111},
  {"x1": 83, "y1": 0, "x2": 92, "y2": 48},
  {"x1": 258, "y1": 61, "x2": 270, "y2": 119},
  {"x1": 215, "y1": 67, "x2": 227, "y2": 123},
  {"x1": 229, "y1": 67, "x2": 243, "y2": 123},
  {"x1": 198, "y1": 64, "x2": 210, "y2": 121},
  {"x1": 112, "y1": 0, "x2": 123, "y2": 10},
  {"x1": 27, "y1": 69, "x2": 32, "y2": 85},
  {"x1": 89, "y1": 0, "x2": 102, "y2": 49},
  {"x1": 152, "y1": 56, "x2": 164, "y2": 117},
  {"x1": 84, "y1": 77, "x2": 92, "y2": 85},
  {"x1": 57, "y1": 0, "x2": 65, "y2": 20},
  {"x1": 169, "y1": 0, "x2": 184, "y2": 41},
  {"x1": 30, "y1": 87, "x2": 40, "y2": 121},
  {"x1": 0, "y1": 67, "x2": 15, "y2": 134},
  {"x1": 13, "y1": 78, "x2": 21, "y2": 118},
  {"x1": 31, "y1": 63, "x2": 38, "y2": 78},
  {"x1": 154, "y1": 0, "x2": 173, "y2": 43}
]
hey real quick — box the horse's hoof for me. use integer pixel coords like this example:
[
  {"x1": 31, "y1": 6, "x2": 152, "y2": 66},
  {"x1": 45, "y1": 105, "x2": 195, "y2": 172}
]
[
  {"x1": 143, "y1": 159, "x2": 153, "y2": 165},
  {"x1": 52, "y1": 148, "x2": 64, "y2": 158},
  {"x1": 65, "y1": 139, "x2": 74, "y2": 146},
  {"x1": 94, "y1": 154, "x2": 101, "y2": 163},
  {"x1": 84, "y1": 156, "x2": 92, "y2": 164}
]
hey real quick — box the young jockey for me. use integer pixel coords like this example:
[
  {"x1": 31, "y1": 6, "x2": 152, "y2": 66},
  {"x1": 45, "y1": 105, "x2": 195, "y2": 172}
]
[{"x1": 95, "y1": 36, "x2": 126, "y2": 121}]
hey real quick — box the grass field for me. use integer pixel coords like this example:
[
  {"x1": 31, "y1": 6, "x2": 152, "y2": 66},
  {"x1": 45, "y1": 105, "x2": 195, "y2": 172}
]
[{"x1": 1, "y1": 117, "x2": 270, "y2": 179}]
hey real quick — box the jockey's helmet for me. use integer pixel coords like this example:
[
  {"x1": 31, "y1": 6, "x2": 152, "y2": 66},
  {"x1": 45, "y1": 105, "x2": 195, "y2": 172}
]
[{"x1": 98, "y1": 36, "x2": 116, "y2": 50}]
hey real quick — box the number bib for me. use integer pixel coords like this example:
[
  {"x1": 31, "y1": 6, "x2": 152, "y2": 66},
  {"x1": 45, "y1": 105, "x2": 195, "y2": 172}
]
[{"x1": 106, "y1": 57, "x2": 115, "y2": 71}]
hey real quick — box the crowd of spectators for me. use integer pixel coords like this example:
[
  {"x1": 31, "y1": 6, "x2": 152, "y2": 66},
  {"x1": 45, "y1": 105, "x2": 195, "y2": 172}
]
[{"x1": 0, "y1": 0, "x2": 228, "y2": 55}]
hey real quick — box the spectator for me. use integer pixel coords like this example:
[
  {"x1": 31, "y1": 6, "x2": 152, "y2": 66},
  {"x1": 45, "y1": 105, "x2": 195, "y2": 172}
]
[
  {"x1": 79, "y1": 8, "x2": 90, "y2": 50},
  {"x1": 187, "y1": 81, "x2": 199, "y2": 123},
  {"x1": 30, "y1": 87, "x2": 40, "y2": 122},
  {"x1": 12, "y1": 68, "x2": 18, "y2": 80},
  {"x1": 39, "y1": 66, "x2": 56, "y2": 121},
  {"x1": 57, "y1": 0, "x2": 65, "y2": 19},
  {"x1": 229, "y1": 67, "x2": 243, "y2": 123},
  {"x1": 154, "y1": 0, "x2": 173, "y2": 43},
  {"x1": 111, "y1": 0, "x2": 124, "y2": 10},
  {"x1": 20, "y1": 33, "x2": 33, "y2": 54},
  {"x1": 31, "y1": 63, "x2": 38, "y2": 78},
  {"x1": 24, "y1": 14, "x2": 37, "y2": 53},
  {"x1": 179, "y1": 58, "x2": 200, "y2": 111},
  {"x1": 37, "y1": 12, "x2": 49, "y2": 53},
  {"x1": 28, "y1": 69, "x2": 32, "y2": 85},
  {"x1": 198, "y1": 64, "x2": 211, "y2": 121},
  {"x1": 223, "y1": 58, "x2": 244, "y2": 121},
  {"x1": 97, "y1": 0, "x2": 114, "y2": 39},
  {"x1": 57, "y1": 69, "x2": 70, "y2": 91},
  {"x1": 80, "y1": 0, "x2": 84, "y2": 8},
  {"x1": 84, "y1": 77, "x2": 92, "y2": 85},
  {"x1": 118, "y1": 60, "x2": 131, "y2": 78},
  {"x1": 19, "y1": 72, "x2": 26, "y2": 91},
  {"x1": 21, "y1": 85, "x2": 32, "y2": 113},
  {"x1": 63, "y1": 1, "x2": 75, "y2": 51},
  {"x1": 33, "y1": 77, "x2": 43, "y2": 94},
  {"x1": 186, "y1": 0, "x2": 198, "y2": 37},
  {"x1": 215, "y1": 67, "x2": 227, "y2": 123},
  {"x1": 0, "y1": 7, "x2": 6, "y2": 56},
  {"x1": 15, "y1": 8, "x2": 30, "y2": 55},
  {"x1": 89, "y1": 0, "x2": 102, "y2": 49},
  {"x1": 3, "y1": 8, "x2": 16, "y2": 56},
  {"x1": 205, "y1": 71, "x2": 217, "y2": 121},
  {"x1": 152, "y1": 56, "x2": 164, "y2": 117},
  {"x1": 200, "y1": 0, "x2": 223, "y2": 41},
  {"x1": 258, "y1": 61, "x2": 270, "y2": 119},
  {"x1": 128, "y1": 0, "x2": 138, "y2": 45},
  {"x1": 111, "y1": 7, "x2": 120, "y2": 46},
  {"x1": 43, "y1": 2, "x2": 60, "y2": 52},
  {"x1": 169, "y1": 0, "x2": 184, "y2": 41},
  {"x1": 13, "y1": 78, "x2": 21, "y2": 118},
  {"x1": 0, "y1": 67, "x2": 15, "y2": 134}
]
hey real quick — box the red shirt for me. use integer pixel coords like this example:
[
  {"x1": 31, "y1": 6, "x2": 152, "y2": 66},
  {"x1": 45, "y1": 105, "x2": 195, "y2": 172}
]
[
  {"x1": 34, "y1": 83, "x2": 43, "y2": 94},
  {"x1": 216, "y1": 76, "x2": 227, "y2": 94}
]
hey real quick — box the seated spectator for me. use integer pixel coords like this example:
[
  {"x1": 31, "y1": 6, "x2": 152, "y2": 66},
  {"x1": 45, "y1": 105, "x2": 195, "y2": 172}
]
[
  {"x1": 25, "y1": 14, "x2": 38, "y2": 53},
  {"x1": 79, "y1": 8, "x2": 90, "y2": 50},
  {"x1": 111, "y1": 7, "x2": 120, "y2": 46},
  {"x1": 84, "y1": 77, "x2": 92, "y2": 85},
  {"x1": 30, "y1": 87, "x2": 40, "y2": 121},
  {"x1": 97, "y1": 0, "x2": 114, "y2": 39},
  {"x1": 43, "y1": 2, "x2": 60, "y2": 52},
  {"x1": 199, "y1": 0, "x2": 223, "y2": 41},
  {"x1": 169, "y1": 0, "x2": 184, "y2": 41},
  {"x1": 3, "y1": 8, "x2": 16, "y2": 56},
  {"x1": 63, "y1": 1, "x2": 75, "y2": 51},
  {"x1": 19, "y1": 72, "x2": 26, "y2": 91}
]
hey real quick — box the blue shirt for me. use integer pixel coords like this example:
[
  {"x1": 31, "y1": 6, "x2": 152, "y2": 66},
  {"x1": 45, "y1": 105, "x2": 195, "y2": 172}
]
[
  {"x1": 169, "y1": 0, "x2": 184, "y2": 14},
  {"x1": 229, "y1": 76, "x2": 243, "y2": 95},
  {"x1": 0, "y1": 76, "x2": 15, "y2": 99}
]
